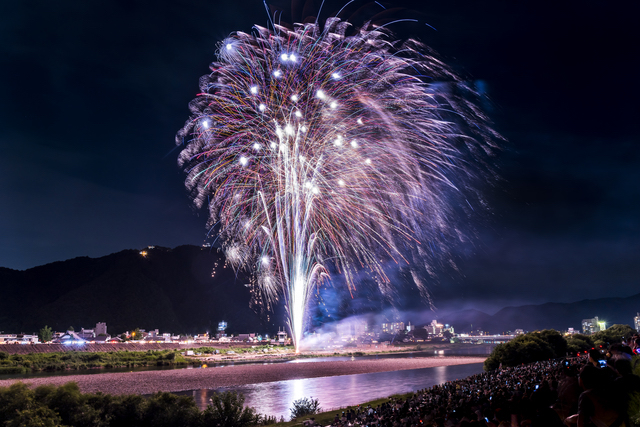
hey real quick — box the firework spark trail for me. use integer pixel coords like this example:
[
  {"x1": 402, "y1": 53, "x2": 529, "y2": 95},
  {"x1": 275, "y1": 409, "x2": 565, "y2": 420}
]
[{"x1": 177, "y1": 18, "x2": 498, "y2": 351}]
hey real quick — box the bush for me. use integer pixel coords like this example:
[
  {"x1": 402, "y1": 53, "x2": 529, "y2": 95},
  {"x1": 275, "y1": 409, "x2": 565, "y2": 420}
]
[
  {"x1": 290, "y1": 397, "x2": 321, "y2": 420},
  {"x1": 484, "y1": 330, "x2": 562, "y2": 370},
  {"x1": 0, "y1": 382, "x2": 35, "y2": 425},
  {"x1": 203, "y1": 390, "x2": 259, "y2": 427},
  {"x1": 0, "y1": 366, "x2": 28, "y2": 375},
  {"x1": 592, "y1": 324, "x2": 637, "y2": 347},
  {"x1": 143, "y1": 392, "x2": 201, "y2": 427},
  {"x1": 566, "y1": 333, "x2": 594, "y2": 355},
  {"x1": 5, "y1": 406, "x2": 63, "y2": 427}
]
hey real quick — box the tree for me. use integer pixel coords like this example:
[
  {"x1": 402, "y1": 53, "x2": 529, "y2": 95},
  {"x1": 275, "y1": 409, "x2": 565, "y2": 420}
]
[
  {"x1": 566, "y1": 334, "x2": 594, "y2": 355},
  {"x1": 203, "y1": 391, "x2": 259, "y2": 427},
  {"x1": 0, "y1": 382, "x2": 35, "y2": 426},
  {"x1": 38, "y1": 325, "x2": 53, "y2": 343},
  {"x1": 130, "y1": 328, "x2": 142, "y2": 341},
  {"x1": 536, "y1": 329, "x2": 568, "y2": 357},
  {"x1": 290, "y1": 397, "x2": 321, "y2": 420},
  {"x1": 592, "y1": 324, "x2": 636, "y2": 347},
  {"x1": 143, "y1": 392, "x2": 200, "y2": 427},
  {"x1": 5, "y1": 407, "x2": 63, "y2": 427},
  {"x1": 484, "y1": 331, "x2": 561, "y2": 371}
]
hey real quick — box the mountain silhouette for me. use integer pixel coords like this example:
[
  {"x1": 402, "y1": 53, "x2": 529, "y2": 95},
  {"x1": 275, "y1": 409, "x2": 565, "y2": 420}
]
[{"x1": 0, "y1": 245, "x2": 277, "y2": 335}]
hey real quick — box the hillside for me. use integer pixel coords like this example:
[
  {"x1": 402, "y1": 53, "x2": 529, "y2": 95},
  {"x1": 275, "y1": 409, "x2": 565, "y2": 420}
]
[
  {"x1": 438, "y1": 294, "x2": 640, "y2": 333},
  {"x1": 0, "y1": 245, "x2": 274, "y2": 335}
]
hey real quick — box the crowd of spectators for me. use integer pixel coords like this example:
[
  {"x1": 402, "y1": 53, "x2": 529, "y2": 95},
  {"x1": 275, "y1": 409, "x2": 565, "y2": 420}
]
[{"x1": 324, "y1": 336, "x2": 640, "y2": 427}]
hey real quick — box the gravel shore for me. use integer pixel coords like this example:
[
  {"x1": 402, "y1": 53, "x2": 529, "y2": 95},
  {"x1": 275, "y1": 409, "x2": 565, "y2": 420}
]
[{"x1": 0, "y1": 356, "x2": 485, "y2": 395}]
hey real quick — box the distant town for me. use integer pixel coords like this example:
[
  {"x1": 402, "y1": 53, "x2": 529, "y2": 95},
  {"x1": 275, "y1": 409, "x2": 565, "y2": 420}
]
[{"x1": 2, "y1": 312, "x2": 639, "y2": 347}]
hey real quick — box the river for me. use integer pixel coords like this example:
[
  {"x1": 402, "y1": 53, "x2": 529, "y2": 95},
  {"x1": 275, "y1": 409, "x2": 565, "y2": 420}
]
[{"x1": 177, "y1": 362, "x2": 486, "y2": 418}]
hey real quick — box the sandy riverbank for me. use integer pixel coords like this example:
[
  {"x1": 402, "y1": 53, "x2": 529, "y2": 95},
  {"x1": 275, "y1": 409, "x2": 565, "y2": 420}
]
[{"x1": 0, "y1": 356, "x2": 486, "y2": 395}]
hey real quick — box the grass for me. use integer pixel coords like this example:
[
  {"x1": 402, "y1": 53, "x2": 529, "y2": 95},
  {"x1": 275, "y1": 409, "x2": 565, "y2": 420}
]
[
  {"x1": 187, "y1": 345, "x2": 293, "y2": 355},
  {"x1": 0, "y1": 349, "x2": 189, "y2": 373}
]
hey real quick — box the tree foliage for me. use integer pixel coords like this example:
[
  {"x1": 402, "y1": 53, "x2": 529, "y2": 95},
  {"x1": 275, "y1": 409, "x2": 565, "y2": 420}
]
[
  {"x1": 0, "y1": 382, "x2": 259, "y2": 427},
  {"x1": 484, "y1": 330, "x2": 566, "y2": 371},
  {"x1": 290, "y1": 397, "x2": 321, "y2": 420},
  {"x1": 592, "y1": 324, "x2": 636, "y2": 347},
  {"x1": 38, "y1": 325, "x2": 53, "y2": 343},
  {"x1": 566, "y1": 333, "x2": 594, "y2": 355},
  {"x1": 203, "y1": 390, "x2": 260, "y2": 427}
]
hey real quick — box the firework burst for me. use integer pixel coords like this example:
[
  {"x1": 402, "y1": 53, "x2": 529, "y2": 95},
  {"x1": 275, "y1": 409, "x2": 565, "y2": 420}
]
[{"x1": 177, "y1": 17, "x2": 498, "y2": 351}]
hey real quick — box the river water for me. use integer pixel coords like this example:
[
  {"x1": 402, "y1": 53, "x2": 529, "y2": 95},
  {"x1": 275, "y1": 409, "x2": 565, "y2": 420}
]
[{"x1": 177, "y1": 362, "x2": 486, "y2": 418}]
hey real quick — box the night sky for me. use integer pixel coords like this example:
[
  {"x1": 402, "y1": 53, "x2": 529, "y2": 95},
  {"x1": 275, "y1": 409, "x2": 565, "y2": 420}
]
[{"x1": 1, "y1": 0, "x2": 638, "y2": 314}]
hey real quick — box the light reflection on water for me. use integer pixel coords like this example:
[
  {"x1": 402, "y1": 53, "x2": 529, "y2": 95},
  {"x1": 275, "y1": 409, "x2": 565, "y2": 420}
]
[{"x1": 179, "y1": 362, "x2": 485, "y2": 419}]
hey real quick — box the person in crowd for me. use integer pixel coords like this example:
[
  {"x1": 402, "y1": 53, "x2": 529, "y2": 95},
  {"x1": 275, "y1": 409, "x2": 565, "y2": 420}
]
[{"x1": 328, "y1": 348, "x2": 640, "y2": 427}]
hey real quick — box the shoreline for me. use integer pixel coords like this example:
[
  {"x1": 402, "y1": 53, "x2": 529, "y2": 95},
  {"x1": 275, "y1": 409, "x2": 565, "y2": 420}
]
[{"x1": 0, "y1": 356, "x2": 486, "y2": 396}]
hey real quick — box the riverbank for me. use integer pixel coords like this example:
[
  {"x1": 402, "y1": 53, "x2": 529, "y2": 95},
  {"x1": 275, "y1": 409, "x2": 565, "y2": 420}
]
[
  {"x1": 0, "y1": 341, "x2": 254, "y2": 355},
  {"x1": 0, "y1": 356, "x2": 486, "y2": 395}
]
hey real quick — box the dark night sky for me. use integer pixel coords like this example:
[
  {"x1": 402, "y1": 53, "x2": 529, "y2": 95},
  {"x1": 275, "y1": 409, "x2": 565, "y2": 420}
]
[{"x1": 1, "y1": 0, "x2": 638, "y2": 314}]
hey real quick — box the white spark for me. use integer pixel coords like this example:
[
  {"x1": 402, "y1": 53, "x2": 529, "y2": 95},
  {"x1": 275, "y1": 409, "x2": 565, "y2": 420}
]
[{"x1": 285, "y1": 124, "x2": 294, "y2": 135}]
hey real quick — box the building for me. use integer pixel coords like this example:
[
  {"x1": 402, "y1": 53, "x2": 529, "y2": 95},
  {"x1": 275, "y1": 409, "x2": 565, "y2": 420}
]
[
  {"x1": 16, "y1": 334, "x2": 39, "y2": 344},
  {"x1": 582, "y1": 317, "x2": 606, "y2": 335},
  {"x1": 95, "y1": 322, "x2": 107, "y2": 336},
  {"x1": 274, "y1": 328, "x2": 288, "y2": 345},
  {"x1": 426, "y1": 320, "x2": 444, "y2": 336},
  {"x1": 635, "y1": 313, "x2": 640, "y2": 332},
  {"x1": 382, "y1": 322, "x2": 405, "y2": 334},
  {"x1": 216, "y1": 321, "x2": 228, "y2": 339},
  {"x1": 78, "y1": 328, "x2": 95, "y2": 340},
  {"x1": 55, "y1": 331, "x2": 86, "y2": 345},
  {"x1": 0, "y1": 334, "x2": 18, "y2": 344},
  {"x1": 77, "y1": 323, "x2": 109, "y2": 341},
  {"x1": 237, "y1": 333, "x2": 257, "y2": 342},
  {"x1": 194, "y1": 333, "x2": 210, "y2": 342}
]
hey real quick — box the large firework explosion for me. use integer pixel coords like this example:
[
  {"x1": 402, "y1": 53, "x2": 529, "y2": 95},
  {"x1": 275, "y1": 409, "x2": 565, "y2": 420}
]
[{"x1": 177, "y1": 14, "x2": 498, "y2": 351}]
